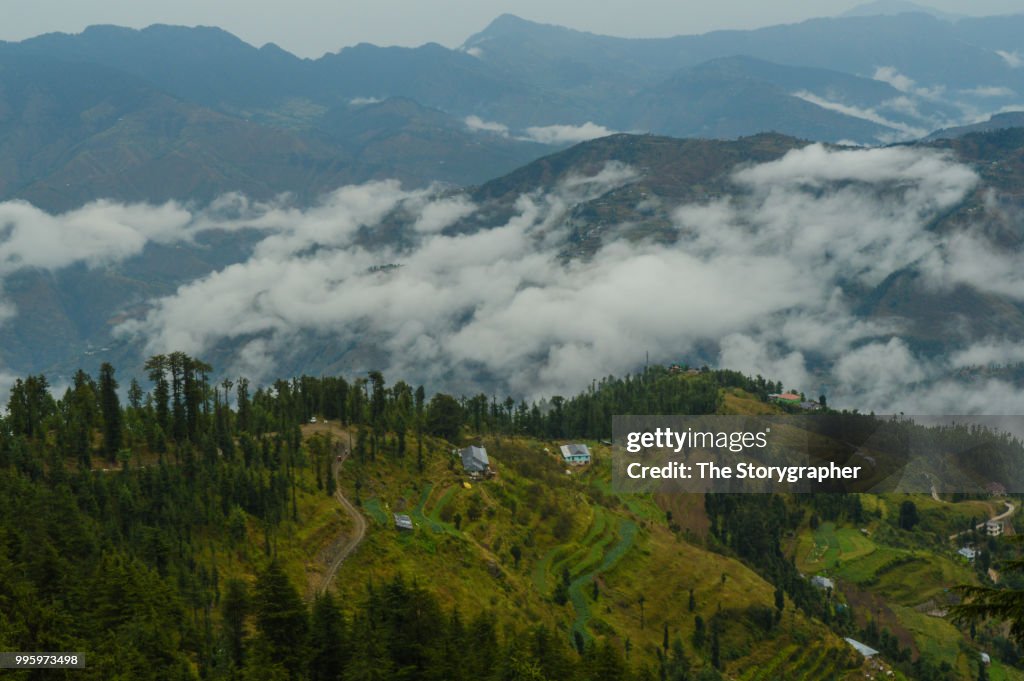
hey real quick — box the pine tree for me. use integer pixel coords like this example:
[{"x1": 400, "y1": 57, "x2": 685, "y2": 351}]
[
  {"x1": 309, "y1": 591, "x2": 347, "y2": 681},
  {"x1": 145, "y1": 354, "x2": 170, "y2": 435},
  {"x1": 666, "y1": 639, "x2": 690, "y2": 681},
  {"x1": 99, "y1": 363, "x2": 123, "y2": 463},
  {"x1": 692, "y1": 615, "x2": 705, "y2": 649},
  {"x1": 222, "y1": 578, "x2": 249, "y2": 669},
  {"x1": 253, "y1": 560, "x2": 309, "y2": 675}
]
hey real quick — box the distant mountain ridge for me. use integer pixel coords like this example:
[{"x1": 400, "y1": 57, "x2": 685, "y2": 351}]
[
  {"x1": 0, "y1": 8, "x2": 1021, "y2": 189},
  {"x1": 839, "y1": 0, "x2": 966, "y2": 22},
  {"x1": 925, "y1": 111, "x2": 1024, "y2": 140}
]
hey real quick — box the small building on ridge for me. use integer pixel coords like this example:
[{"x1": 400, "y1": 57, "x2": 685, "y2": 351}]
[{"x1": 560, "y1": 443, "x2": 591, "y2": 466}]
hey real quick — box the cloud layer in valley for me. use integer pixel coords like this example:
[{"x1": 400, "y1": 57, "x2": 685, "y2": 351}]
[{"x1": 3, "y1": 143, "x2": 1023, "y2": 415}]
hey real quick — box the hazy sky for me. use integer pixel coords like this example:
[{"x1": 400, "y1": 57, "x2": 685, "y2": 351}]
[{"x1": 1, "y1": 0, "x2": 1021, "y2": 58}]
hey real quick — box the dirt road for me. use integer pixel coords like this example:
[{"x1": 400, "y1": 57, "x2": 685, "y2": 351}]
[
  {"x1": 316, "y1": 437, "x2": 367, "y2": 595},
  {"x1": 948, "y1": 500, "x2": 1015, "y2": 542}
]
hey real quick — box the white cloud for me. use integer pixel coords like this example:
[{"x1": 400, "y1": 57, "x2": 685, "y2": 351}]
[
  {"x1": 0, "y1": 199, "x2": 192, "y2": 274},
  {"x1": 831, "y1": 338, "x2": 928, "y2": 408},
  {"x1": 962, "y1": 86, "x2": 1016, "y2": 98},
  {"x1": 996, "y1": 50, "x2": 1023, "y2": 69},
  {"x1": 464, "y1": 115, "x2": 510, "y2": 137},
  {"x1": 520, "y1": 122, "x2": 616, "y2": 145},
  {"x1": 872, "y1": 66, "x2": 945, "y2": 100},
  {"x1": 922, "y1": 231, "x2": 1024, "y2": 301},
  {"x1": 718, "y1": 334, "x2": 809, "y2": 391},
  {"x1": 898, "y1": 379, "x2": 1024, "y2": 415},
  {"x1": 874, "y1": 66, "x2": 917, "y2": 93},
  {"x1": 412, "y1": 196, "x2": 476, "y2": 233},
  {"x1": 110, "y1": 143, "x2": 993, "y2": 410},
  {"x1": 791, "y1": 90, "x2": 928, "y2": 139},
  {"x1": 115, "y1": 165, "x2": 653, "y2": 395},
  {"x1": 951, "y1": 341, "x2": 1024, "y2": 368},
  {"x1": 349, "y1": 97, "x2": 382, "y2": 106},
  {"x1": 880, "y1": 95, "x2": 924, "y2": 118},
  {"x1": 3, "y1": 141, "x2": 1019, "y2": 415}
]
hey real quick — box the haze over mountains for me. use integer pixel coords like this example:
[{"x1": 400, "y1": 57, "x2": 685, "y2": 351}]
[
  {"x1": 2, "y1": 4, "x2": 1024, "y2": 413},
  {"x1": 1, "y1": 4, "x2": 1023, "y2": 210}
]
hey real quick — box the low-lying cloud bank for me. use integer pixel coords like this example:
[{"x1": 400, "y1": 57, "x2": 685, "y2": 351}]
[
  {"x1": 2, "y1": 143, "x2": 1023, "y2": 414},
  {"x1": 464, "y1": 116, "x2": 616, "y2": 144},
  {"x1": 521, "y1": 122, "x2": 617, "y2": 145}
]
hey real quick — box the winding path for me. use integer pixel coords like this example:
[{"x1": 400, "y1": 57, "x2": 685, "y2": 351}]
[
  {"x1": 948, "y1": 500, "x2": 1015, "y2": 542},
  {"x1": 316, "y1": 440, "x2": 367, "y2": 595}
]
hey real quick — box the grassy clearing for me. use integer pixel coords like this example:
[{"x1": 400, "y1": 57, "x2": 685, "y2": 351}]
[
  {"x1": 362, "y1": 497, "x2": 388, "y2": 525},
  {"x1": 891, "y1": 605, "x2": 961, "y2": 667},
  {"x1": 427, "y1": 484, "x2": 458, "y2": 524},
  {"x1": 797, "y1": 522, "x2": 877, "y2": 574},
  {"x1": 410, "y1": 483, "x2": 448, "y2": 533},
  {"x1": 869, "y1": 553, "x2": 975, "y2": 606},
  {"x1": 721, "y1": 388, "x2": 782, "y2": 415},
  {"x1": 990, "y1": 658, "x2": 1024, "y2": 681}
]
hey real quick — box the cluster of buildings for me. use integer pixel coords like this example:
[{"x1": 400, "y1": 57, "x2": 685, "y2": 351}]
[
  {"x1": 957, "y1": 519, "x2": 1006, "y2": 561},
  {"x1": 668, "y1": 364, "x2": 703, "y2": 376},
  {"x1": 392, "y1": 443, "x2": 595, "y2": 532},
  {"x1": 455, "y1": 442, "x2": 592, "y2": 477}
]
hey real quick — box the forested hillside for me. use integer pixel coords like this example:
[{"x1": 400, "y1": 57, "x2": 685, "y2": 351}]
[{"x1": 1, "y1": 358, "x2": 1022, "y2": 679}]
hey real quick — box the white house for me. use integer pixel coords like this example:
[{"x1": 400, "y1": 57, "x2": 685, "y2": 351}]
[
  {"x1": 811, "y1": 575, "x2": 834, "y2": 590},
  {"x1": 958, "y1": 547, "x2": 977, "y2": 561},
  {"x1": 560, "y1": 443, "x2": 591, "y2": 465},
  {"x1": 987, "y1": 520, "x2": 1003, "y2": 537}
]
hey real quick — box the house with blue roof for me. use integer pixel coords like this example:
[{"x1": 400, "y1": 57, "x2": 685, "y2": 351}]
[{"x1": 560, "y1": 443, "x2": 591, "y2": 465}]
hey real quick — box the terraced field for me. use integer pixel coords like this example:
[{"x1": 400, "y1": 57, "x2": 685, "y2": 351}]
[
  {"x1": 738, "y1": 643, "x2": 856, "y2": 681},
  {"x1": 528, "y1": 506, "x2": 639, "y2": 641},
  {"x1": 532, "y1": 508, "x2": 609, "y2": 593},
  {"x1": 834, "y1": 545, "x2": 908, "y2": 583},
  {"x1": 567, "y1": 518, "x2": 638, "y2": 642},
  {"x1": 533, "y1": 545, "x2": 569, "y2": 594}
]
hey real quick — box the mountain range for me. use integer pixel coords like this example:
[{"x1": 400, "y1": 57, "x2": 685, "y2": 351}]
[
  {"x1": 0, "y1": 9, "x2": 1023, "y2": 213},
  {"x1": 1, "y1": 8, "x2": 1024, "y2": 410}
]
